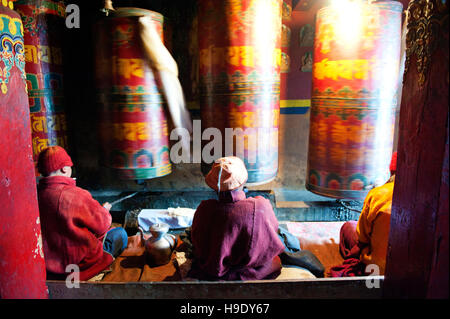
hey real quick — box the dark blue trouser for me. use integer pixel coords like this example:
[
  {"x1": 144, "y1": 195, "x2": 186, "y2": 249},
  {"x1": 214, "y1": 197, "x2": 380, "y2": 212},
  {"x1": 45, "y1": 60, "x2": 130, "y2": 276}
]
[
  {"x1": 103, "y1": 227, "x2": 128, "y2": 258},
  {"x1": 277, "y1": 226, "x2": 325, "y2": 277},
  {"x1": 278, "y1": 226, "x2": 301, "y2": 253}
]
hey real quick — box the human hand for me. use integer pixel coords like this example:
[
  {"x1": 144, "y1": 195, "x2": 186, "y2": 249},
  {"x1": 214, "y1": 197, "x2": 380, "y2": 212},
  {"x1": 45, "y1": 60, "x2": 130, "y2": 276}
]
[{"x1": 103, "y1": 202, "x2": 112, "y2": 211}]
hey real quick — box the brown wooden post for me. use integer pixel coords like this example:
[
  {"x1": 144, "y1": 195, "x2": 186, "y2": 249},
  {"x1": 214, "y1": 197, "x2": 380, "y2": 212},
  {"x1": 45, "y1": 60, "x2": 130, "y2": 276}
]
[{"x1": 383, "y1": 0, "x2": 449, "y2": 298}]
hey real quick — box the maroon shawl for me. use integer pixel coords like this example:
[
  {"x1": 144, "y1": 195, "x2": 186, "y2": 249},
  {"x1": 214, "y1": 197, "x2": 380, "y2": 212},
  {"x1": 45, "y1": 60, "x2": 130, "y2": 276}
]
[
  {"x1": 189, "y1": 190, "x2": 285, "y2": 281},
  {"x1": 329, "y1": 221, "x2": 365, "y2": 277}
]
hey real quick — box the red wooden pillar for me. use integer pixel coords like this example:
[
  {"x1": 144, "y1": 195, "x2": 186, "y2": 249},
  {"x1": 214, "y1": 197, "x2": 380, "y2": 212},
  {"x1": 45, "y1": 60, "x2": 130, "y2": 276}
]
[
  {"x1": 0, "y1": 2, "x2": 48, "y2": 298},
  {"x1": 383, "y1": 0, "x2": 449, "y2": 298}
]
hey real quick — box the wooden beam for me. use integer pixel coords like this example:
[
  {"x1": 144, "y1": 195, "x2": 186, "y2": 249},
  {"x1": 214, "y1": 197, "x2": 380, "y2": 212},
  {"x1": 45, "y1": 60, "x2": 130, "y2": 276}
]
[
  {"x1": 383, "y1": 0, "x2": 449, "y2": 298},
  {"x1": 46, "y1": 276, "x2": 384, "y2": 299}
]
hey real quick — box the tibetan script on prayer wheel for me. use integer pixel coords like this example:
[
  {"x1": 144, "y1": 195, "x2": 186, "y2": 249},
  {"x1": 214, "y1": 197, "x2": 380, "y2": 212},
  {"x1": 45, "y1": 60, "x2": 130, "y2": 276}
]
[
  {"x1": 95, "y1": 8, "x2": 171, "y2": 180},
  {"x1": 198, "y1": 0, "x2": 282, "y2": 185},
  {"x1": 15, "y1": 0, "x2": 69, "y2": 176},
  {"x1": 306, "y1": 1, "x2": 403, "y2": 199}
]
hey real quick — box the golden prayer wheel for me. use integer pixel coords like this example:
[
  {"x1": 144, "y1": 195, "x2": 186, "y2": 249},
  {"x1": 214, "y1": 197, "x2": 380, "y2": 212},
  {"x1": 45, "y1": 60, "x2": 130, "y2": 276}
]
[
  {"x1": 306, "y1": 0, "x2": 403, "y2": 199},
  {"x1": 198, "y1": 0, "x2": 282, "y2": 185},
  {"x1": 94, "y1": 7, "x2": 172, "y2": 180}
]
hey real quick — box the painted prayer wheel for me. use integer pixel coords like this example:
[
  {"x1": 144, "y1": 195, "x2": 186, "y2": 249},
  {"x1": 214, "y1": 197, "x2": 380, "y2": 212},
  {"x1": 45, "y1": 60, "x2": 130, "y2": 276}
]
[
  {"x1": 14, "y1": 0, "x2": 69, "y2": 176},
  {"x1": 95, "y1": 8, "x2": 171, "y2": 180},
  {"x1": 0, "y1": 2, "x2": 48, "y2": 298},
  {"x1": 306, "y1": 1, "x2": 403, "y2": 199},
  {"x1": 198, "y1": 0, "x2": 282, "y2": 185}
]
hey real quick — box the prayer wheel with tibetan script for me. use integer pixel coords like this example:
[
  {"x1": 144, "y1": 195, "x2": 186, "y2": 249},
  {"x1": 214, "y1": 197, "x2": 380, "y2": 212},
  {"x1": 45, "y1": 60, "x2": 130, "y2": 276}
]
[
  {"x1": 198, "y1": 0, "x2": 282, "y2": 185},
  {"x1": 14, "y1": 0, "x2": 69, "y2": 176},
  {"x1": 95, "y1": 8, "x2": 171, "y2": 180},
  {"x1": 306, "y1": 1, "x2": 403, "y2": 199},
  {"x1": 0, "y1": 2, "x2": 48, "y2": 298}
]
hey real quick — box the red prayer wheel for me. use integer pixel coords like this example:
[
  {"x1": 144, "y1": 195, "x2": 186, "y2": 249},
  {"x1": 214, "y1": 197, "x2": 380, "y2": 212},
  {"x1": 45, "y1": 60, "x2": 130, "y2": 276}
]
[
  {"x1": 306, "y1": 1, "x2": 403, "y2": 199},
  {"x1": 95, "y1": 8, "x2": 171, "y2": 180},
  {"x1": 14, "y1": 0, "x2": 69, "y2": 176},
  {"x1": 0, "y1": 1, "x2": 48, "y2": 298},
  {"x1": 198, "y1": 0, "x2": 282, "y2": 185}
]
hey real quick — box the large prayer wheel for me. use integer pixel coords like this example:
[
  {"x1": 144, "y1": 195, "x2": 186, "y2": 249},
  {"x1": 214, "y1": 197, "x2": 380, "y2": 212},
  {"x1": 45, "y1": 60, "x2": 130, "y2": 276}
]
[
  {"x1": 0, "y1": 1, "x2": 47, "y2": 298},
  {"x1": 14, "y1": 0, "x2": 69, "y2": 176},
  {"x1": 198, "y1": 0, "x2": 282, "y2": 185},
  {"x1": 95, "y1": 8, "x2": 171, "y2": 180},
  {"x1": 306, "y1": 1, "x2": 403, "y2": 199}
]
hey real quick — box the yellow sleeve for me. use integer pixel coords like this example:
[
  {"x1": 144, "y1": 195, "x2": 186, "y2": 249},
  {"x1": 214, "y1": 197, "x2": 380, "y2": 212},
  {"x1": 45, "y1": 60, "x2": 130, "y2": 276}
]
[{"x1": 356, "y1": 192, "x2": 373, "y2": 244}]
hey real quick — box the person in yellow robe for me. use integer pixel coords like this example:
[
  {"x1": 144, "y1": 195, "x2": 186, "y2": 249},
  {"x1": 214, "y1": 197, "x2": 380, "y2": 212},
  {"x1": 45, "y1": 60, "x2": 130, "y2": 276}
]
[{"x1": 329, "y1": 152, "x2": 397, "y2": 277}]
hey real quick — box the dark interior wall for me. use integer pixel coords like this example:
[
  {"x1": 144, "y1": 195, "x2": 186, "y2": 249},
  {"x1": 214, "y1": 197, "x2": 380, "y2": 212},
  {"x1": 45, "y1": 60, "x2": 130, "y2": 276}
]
[{"x1": 62, "y1": 0, "x2": 103, "y2": 191}]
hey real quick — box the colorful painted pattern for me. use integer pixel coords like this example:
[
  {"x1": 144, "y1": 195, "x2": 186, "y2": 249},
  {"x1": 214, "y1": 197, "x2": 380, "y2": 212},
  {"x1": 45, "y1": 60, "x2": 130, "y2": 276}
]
[
  {"x1": 95, "y1": 9, "x2": 171, "y2": 180},
  {"x1": 15, "y1": 0, "x2": 69, "y2": 175},
  {"x1": 306, "y1": 1, "x2": 403, "y2": 199},
  {"x1": 0, "y1": 12, "x2": 26, "y2": 95},
  {"x1": 280, "y1": 99, "x2": 310, "y2": 114},
  {"x1": 198, "y1": 0, "x2": 282, "y2": 184}
]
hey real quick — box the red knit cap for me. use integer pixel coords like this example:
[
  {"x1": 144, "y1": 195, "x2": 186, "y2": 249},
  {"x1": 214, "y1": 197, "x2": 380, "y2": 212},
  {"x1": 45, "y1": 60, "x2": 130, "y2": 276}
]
[
  {"x1": 390, "y1": 151, "x2": 397, "y2": 173},
  {"x1": 37, "y1": 146, "x2": 73, "y2": 176}
]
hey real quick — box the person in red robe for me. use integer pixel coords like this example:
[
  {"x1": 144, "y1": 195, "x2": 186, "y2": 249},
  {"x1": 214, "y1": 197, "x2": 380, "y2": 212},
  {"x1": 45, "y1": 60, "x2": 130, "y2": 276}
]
[
  {"x1": 36, "y1": 146, "x2": 128, "y2": 281},
  {"x1": 188, "y1": 156, "x2": 324, "y2": 281}
]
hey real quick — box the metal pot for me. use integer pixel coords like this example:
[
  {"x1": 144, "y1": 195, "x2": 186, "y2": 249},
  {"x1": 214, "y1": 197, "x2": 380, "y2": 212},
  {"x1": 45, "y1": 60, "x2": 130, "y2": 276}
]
[{"x1": 139, "y1": 223, "x2": 177, "y2": 266}]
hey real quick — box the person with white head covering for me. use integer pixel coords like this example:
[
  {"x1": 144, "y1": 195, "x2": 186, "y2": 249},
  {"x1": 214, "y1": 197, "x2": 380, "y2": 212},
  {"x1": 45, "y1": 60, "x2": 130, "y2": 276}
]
[{"x1": 188, "y1": 156, "x2": 324, "y2": 280}]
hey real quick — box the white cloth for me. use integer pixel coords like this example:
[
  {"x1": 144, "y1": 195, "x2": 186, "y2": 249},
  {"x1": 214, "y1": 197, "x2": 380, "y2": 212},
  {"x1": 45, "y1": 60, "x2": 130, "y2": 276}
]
[{"x1": 137, "y1": 208, "x2": 195, "y2": 230}]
